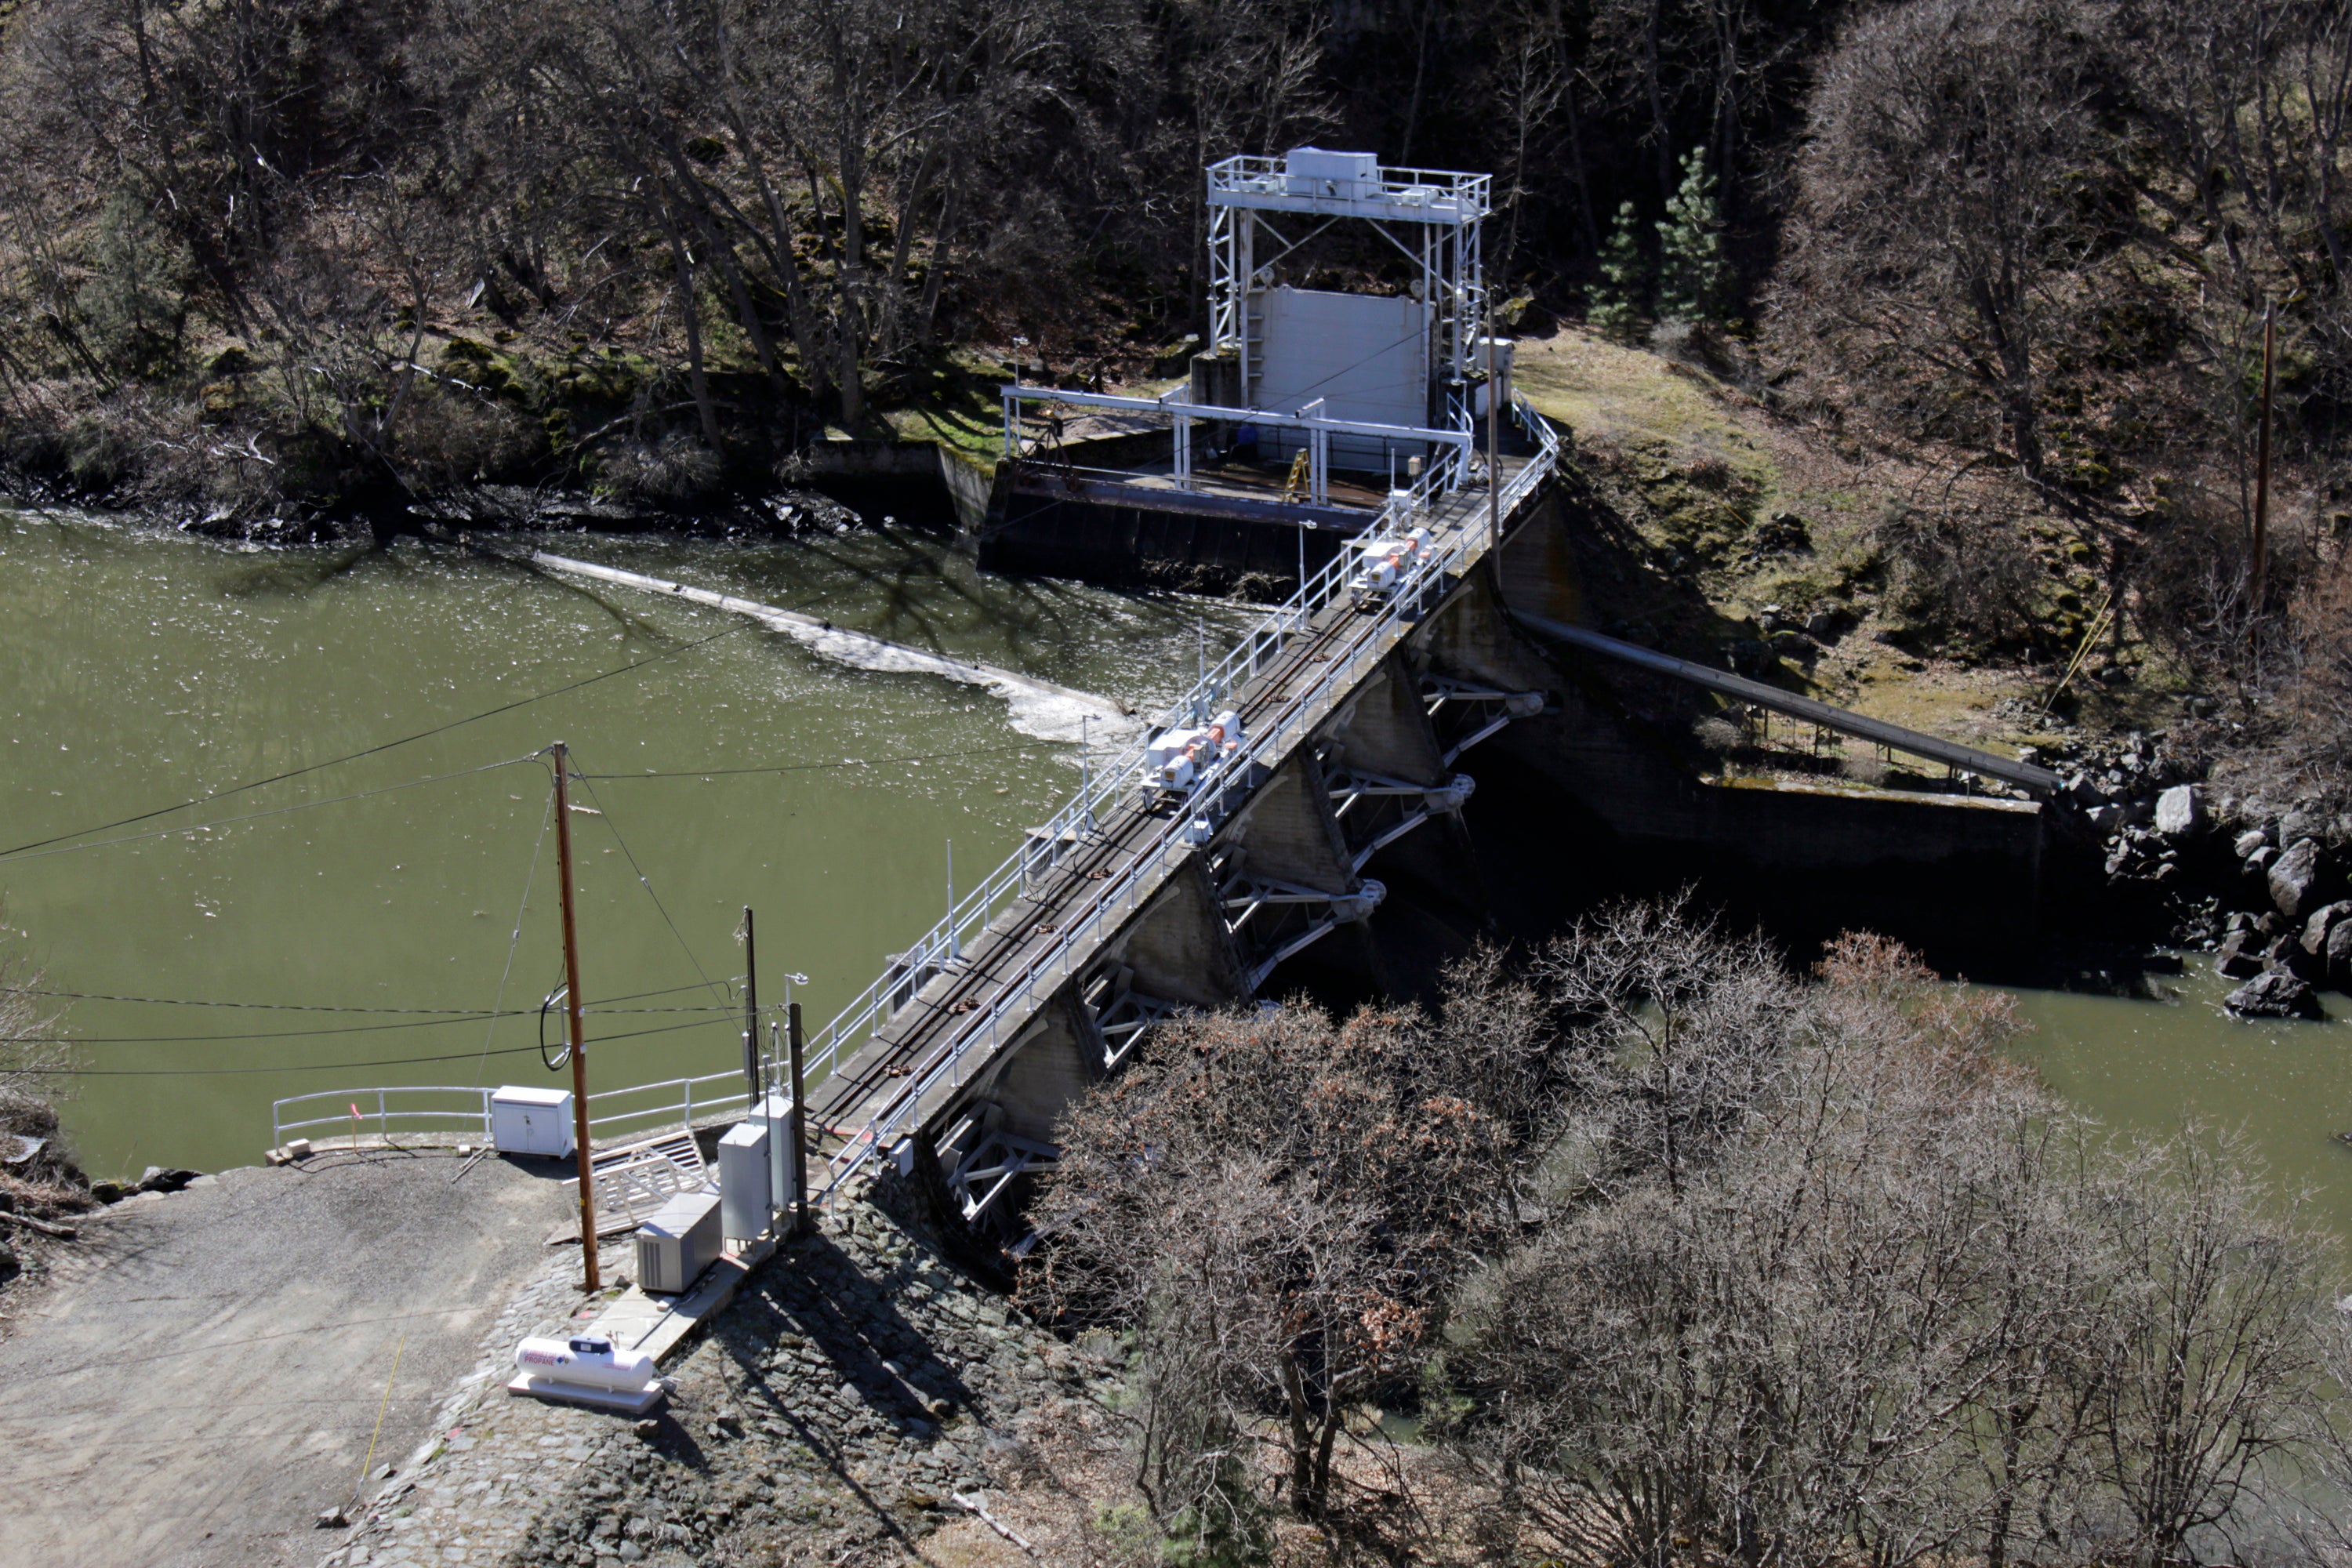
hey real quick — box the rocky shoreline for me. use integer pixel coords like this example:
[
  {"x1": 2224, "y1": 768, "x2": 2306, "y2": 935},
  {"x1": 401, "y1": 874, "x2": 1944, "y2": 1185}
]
[
  {"x1": 323, "y1": 1171, "x2": 1114, "y2": 1568},
  {"x1": 2042, "y1": 725, "x2": 2351, "y2": 1018}
]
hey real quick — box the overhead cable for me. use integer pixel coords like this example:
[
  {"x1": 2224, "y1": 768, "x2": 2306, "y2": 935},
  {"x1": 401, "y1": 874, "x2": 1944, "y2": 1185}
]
[
  {"x1": 17, "y1": 1014, "x2": 728, "y2": 1075},
  {"x1": 0, "y1": 622, "x2": 748, "y2": 858},
  {"x1": 0, "y1": 755, "x2": 545, "y2": 865}
]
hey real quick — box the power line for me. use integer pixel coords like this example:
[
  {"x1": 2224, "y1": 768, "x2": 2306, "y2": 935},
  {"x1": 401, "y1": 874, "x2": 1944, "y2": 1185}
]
[
  {"x1": 572, "y1": 770, "x2": 725, "y2": 1005},
  {"x1": 475, "y1": 783, "x2": 555, "y2": 1081},
  {"x1": 579, "y1": 739, "x2": 1046, "y2": 780},
  {"x1": 0, "y1": 755, "x2": 544, "y2": 865},
  {"x1": 0, "y1": 622, "x2": 750, "y2": 859},
  {"x1": 18, "y1": 978, "x2": 741, "y2": 1013},
  {"x1": 18, "y1": 1014, "x2": 729, "y2": 1075},
  {"x1": 2, "y1": 1000, "x2": 760, "y2": 1044}
]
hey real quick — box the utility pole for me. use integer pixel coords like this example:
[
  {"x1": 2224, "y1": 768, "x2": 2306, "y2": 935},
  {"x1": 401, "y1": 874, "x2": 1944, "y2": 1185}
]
[
  {"x1": 739, "y1": 906, "x2": 759, "y2": 1114},
  {"x1": 1486, "y1": 296, "x2": 1501, "y2": 550},
  {"x1": 550, "y1": 742, "x2": 598, "y2": 1293},
  {"x1": 2252, "y1": 300, "x2": 2277, "y2": 651},
  {"x1": 786, "y1": 1000, "x2": 810, "y2": 1235}
]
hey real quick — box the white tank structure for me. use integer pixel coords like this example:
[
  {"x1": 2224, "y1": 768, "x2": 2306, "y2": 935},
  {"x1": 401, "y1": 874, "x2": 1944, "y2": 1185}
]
[
  {"x1": 1138, "y1": 710, "x2": 1245, "y2": 804},
  {"x1": 1348, "y1": 526, "x2": 1434, "y2": 607},
  {"x1": 506, "y1": 1333, "x2": 665, "y2": 1414}
]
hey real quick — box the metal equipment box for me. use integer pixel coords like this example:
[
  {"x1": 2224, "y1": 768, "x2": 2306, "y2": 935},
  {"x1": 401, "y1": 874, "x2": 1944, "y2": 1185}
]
[
  {"x1": 1284, "y1": 147, "x2": 1379, "y2": 198},
  {"x1": 489, "y1": 1086, "x2": 574, "y2": 1157},
  {"x1": 634, "y1": 1190, "x2": 721, "y2": 1296},
  {"x1": 717, "y1": 1119, "x2": 771, "y2": 1245},
  {"x1": 755, "y1": 1093, "x2": 798, "y2": 1227}
]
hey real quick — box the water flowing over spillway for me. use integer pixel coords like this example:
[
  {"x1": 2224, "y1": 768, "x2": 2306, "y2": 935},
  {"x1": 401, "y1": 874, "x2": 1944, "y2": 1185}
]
[{"x1": 521, "y1": 550, "x2": 1140, "y2": 746}]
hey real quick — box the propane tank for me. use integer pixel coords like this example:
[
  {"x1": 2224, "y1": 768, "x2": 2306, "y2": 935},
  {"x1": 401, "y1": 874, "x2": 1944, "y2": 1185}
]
[{"x1": 513, "y1": 1334, "x2": 658, "y2": 1395}]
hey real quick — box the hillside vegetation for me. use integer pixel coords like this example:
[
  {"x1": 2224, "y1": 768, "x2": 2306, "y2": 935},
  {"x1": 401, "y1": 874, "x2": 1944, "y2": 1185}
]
[{"x1": 0, "y1": 0, "x2": 2347, "y2": 797}]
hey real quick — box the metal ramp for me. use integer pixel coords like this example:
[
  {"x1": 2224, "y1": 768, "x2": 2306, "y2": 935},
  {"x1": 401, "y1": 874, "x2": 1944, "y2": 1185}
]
[{"x1": 590, "y1": 1130, "x2": 713, "y2": 1232}]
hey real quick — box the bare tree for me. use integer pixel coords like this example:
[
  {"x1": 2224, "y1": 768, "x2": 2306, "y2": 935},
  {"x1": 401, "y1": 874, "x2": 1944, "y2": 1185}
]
[
  {"x1": 1443, "y1": 920, "x2": 2345, "y2": 1568},
  {"x1": 2091, "y1": 1129, "x2": 2328, "y2": 1567},
  {"x1": 1534, "y1": 892, "x2": 1798, "y2": 1196},
  {"x1": 1028, "y1": 984, "x2": 1547, "y2": 1535},
  {"x1": 1771, "y1": 0, "x2": 2110, "y2": 478}
]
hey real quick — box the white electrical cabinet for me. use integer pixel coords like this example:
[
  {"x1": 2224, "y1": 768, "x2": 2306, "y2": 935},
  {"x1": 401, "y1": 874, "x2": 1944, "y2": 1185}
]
[
  {"x1": 489, "y1": 1085, "x2": 575, "y2": 1157},
  {"x1": 717, "y1": 1120, "x2": 771, "y2": 1244}
]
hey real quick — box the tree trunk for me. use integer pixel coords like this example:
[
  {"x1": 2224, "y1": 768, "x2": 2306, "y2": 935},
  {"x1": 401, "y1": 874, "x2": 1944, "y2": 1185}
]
[{"x1": 662, "y1": 220, "x2": 724, "y2": 450}]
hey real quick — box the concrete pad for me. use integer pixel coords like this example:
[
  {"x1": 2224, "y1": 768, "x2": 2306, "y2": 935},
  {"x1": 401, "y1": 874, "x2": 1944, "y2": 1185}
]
[{"x1": 0, "y1": 1146, "x2": 572, "y2": 1568}]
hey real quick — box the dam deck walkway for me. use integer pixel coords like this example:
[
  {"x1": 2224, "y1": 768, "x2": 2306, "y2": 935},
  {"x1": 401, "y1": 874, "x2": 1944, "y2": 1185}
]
[{"x1": 795, "y1": 429, "x2": 1555, "y2": 1200}]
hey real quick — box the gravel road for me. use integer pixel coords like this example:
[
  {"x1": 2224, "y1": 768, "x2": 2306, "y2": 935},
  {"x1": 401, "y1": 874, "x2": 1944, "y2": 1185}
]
[{"x1": 0, "y1": 1146, "x2": 574, "y2": 1568}]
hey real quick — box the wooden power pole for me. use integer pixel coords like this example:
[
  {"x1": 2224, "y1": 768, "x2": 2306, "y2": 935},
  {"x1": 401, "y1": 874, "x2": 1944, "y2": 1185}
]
[{"x1": 551, "y1": 742, "x2": 598, "y2": 1292}]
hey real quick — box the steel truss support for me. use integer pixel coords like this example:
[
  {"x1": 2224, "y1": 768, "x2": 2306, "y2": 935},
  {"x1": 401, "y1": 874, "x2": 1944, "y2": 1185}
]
[
  {"x1": 1082, "y1": 964, "x2": 1178, "y2": 1074},
  {"x1": 1421, "y1": 677, "x2": 1547, "y2": 766},
  {"x1": 1215, "y1": 872, "x2": 1387, "y2": 992},
  {"x1": 937, "y1": 1109, "x2": 1060, "y2": 1226},
  {"x1": 1325, "y1": 768, "x2": 1476, "y2": 873}
]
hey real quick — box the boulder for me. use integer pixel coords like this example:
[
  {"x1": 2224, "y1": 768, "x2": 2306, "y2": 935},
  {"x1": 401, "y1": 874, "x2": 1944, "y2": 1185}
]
[
  {"x1": 2215, "y1": 929, "x2": 2267, "y2": 979},
  {"x1": 2225, "y1": 970, "x2": 2328, "y2": 1020},
  {"x1": 2331, "y1": 918, "x2": 2352, "y2": 986},
  {"x1": 2235, "y1": 827, "x2": 2272, "y2": 858},
  {"x1": 2154, "y1": 784, "x2": 2203, "y2": 837},
  {"x1": 2303, "y1": 902, "x2": 2352, "y2": 960},
  {"x1": 2270, "y1": 837, "x2": 2326, "y2": 920},
  {"x1": 2267, "y1": 935, "x2": 2315, "y2": 979}
]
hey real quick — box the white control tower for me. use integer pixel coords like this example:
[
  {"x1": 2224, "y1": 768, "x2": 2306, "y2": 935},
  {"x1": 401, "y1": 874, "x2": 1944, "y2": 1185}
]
[{"x1": 1195, "y1": 148, "x2": 1501, "y2": 469}]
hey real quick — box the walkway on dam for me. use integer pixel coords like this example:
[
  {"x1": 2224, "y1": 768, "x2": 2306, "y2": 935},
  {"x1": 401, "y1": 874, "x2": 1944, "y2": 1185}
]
[{"x1": 795, "y1": 440, "x2": 1553, "y2": 1198}]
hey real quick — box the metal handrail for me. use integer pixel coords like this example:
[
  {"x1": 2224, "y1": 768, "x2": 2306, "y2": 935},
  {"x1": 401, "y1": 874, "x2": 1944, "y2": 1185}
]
[
  {"x1": 812, "y1": 394, "x2": 1560, "y2": 1196},
  {"x1": 272, "y1": 1086, "x2": 494, "y2": 1149},
  {"x1": 270, "y1": 1067, "x2": 759, "y2": 1152},
  {"x1": 1205, "y1": 154, "x2": 1493, "y2": 215},
  {"x1": 584, "y1": 1069, "x2": 755, "y2": 1141}
]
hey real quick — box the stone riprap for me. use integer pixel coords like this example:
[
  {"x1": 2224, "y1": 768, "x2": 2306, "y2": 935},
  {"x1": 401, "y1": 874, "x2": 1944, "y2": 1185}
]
[{"x1": 323, "y1": 1184, "x2": 1114, "y2": 1568}]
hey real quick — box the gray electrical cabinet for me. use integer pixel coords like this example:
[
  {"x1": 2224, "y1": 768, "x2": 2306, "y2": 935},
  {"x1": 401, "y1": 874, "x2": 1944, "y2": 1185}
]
[
  {"x1": 633, "y1": 1190, "x2": 721, "y2": 1295},
  {"x1": 717, "y1": 1120, "x2": 771, "y2": 1245},
  {"x1": 755, "y1": 1093, "x2": 797, "y2": 1225}
]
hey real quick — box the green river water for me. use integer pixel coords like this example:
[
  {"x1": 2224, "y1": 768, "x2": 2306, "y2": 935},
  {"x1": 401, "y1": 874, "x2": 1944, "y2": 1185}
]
[
  {"x1": 6, "y1": 502, "x2": 2352, "y2": 1250},
  {"x1": 0, "y1": 503, "x2": 1250, "y2": 1178}
]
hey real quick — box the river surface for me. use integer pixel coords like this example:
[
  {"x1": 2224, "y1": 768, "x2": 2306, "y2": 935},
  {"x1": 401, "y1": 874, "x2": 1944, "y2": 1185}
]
[
  {"x1": 2004, "y1": 966, "x2": 2352, "y2": 1246},
  {"x1": 0, "y1": 504, "x2": 1252, "y2": 1177},
  {"x1": 7, "y1": 504, "x2": 2352, "y2": 1253}
]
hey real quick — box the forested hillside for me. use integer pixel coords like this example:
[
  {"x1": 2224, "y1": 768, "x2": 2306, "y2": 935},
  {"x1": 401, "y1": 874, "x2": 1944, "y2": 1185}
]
[{"x1": 1, "y1": 0, "x2": 2349, "y2": 803}]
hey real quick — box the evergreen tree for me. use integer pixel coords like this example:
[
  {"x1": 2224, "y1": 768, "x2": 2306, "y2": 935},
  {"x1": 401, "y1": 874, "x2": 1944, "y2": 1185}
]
[
  {"x1": 1657, "y1": 147, "x2": 1733, "y2": 327},
  {"x1": 1588, "y1": 201, "x2": 1649, "y2": 341}
]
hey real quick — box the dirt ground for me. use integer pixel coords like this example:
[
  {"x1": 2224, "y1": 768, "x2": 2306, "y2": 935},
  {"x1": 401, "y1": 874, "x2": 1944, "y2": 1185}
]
[{"x1": 0, "y1": 1145, "x2": 572, "y2": 1568}]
